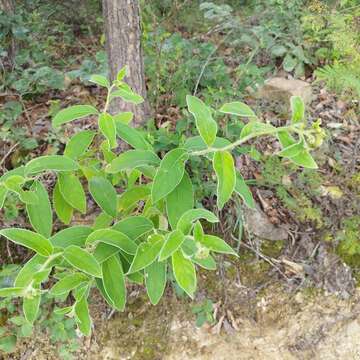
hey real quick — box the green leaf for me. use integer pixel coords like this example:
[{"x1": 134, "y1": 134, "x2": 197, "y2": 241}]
[
  {"x1": 0, "y1": 166, "x2": 25, "y2": 182},
  {"x1": 117, "y1": 186, "x2": 151, "y2": 212},
  {"x1": 145, "y1": 261, "x2": 167, "y2": 305},
  {"x1": 277, "y1": 132, "x2": 318, "y2": 169},
  {"x1": 98, "y1": 113, "x2": 117, "y2": 149},
  {"x1": 113, "y1": 112, "x2": 133, "y2": 125},
  {"x1": 52, "y1": 105, "x2": 98, "y2": 128},
  {"x1": 54, "y1": 306, "x2": 73, "y2": 315},
  {"x1": 3, "y1": 175, "x2": 25, "y2": 193},
  {"x1": 177, "y1": 209, "x2": 218, "y2": 234},
  {"x1": 200, "y1": 235, "x2": 237, "y2": 256},
  {"x1": 181, "y1": 237, "x2": 198, "y2": 257},
  {"x1": 116, "y1": 66, "x2": 127, "y2": 81},
  {"x1": 112, "y1": 216, "x2": 153, "y2": 240},
  {"x1": 110, "y1": 87, "x2": 144, "y2": 104},
  {"x1": 19, "y1": 190, "x2": 38, "y2": 204},
  {"x1": 106, "y1": 150, "x2": 160, "y2": 174},
  {"x1": 23, "y1": 294, "x2": 40, "y2": 323},
  {"x1": 277, "y1": 131, "x2": 295, "y2": 148},
  {"x1": 73, "y1": 283, "x2": 88, "y2": 300},
  {"x1": 100, "y1": 140, "x2": 116, "y2": 163},
  {"x1": 172, "y1": 249, "x2": 196, "y2": 298},
  {"x1": 183, "y1": 136, "x2": 231, "y2": 152},
  {"x1": 234, "y1": 173, "x2": 255, "y2": 209},
  {"x1": 127, "y1": 235, "x2": 164, "y2": 274},
  {"x1": 115, "y1": 121, "x2": 152, "y2": 150},
  {"x1": 89, "y1": 176, "x2": 117, "y2": 217},
  {"x1": 50, "y1": 273, "x2": 89, "y2": 296},
  {"x1": 31, "y1": 269, "x2": 52, "y2": 284},
  {"x1": 0, "y1": 335, "x2": 17, "y2": 353},
  {"x1": 74, "y1": 295, "x2": 92, "y2": 336},
  {"x1": 152, "y1": 148, "x2": 189, "y2": 203},
  {"x1": 240, "y1": 121, "x2": 275, "y2": 140},
  {"x1": 192, "y1": 255, "x2": 217, "y2": 270},
  {"x1": 219, "y1": 102, "x2": 257, "y2": 118},
  {"x1": 271, "y1": 44, "x2": 287, "y2": 57},
  {"x1": 283, "y1": 53, "x2": 297, "y2": 72},
  {"x1": 26, "y1": 180, "x2": 53, "y2": 238},
  {"x1": 50, "y1": 226, "x2": 92, "y2": 248},
  {"x1": 277, "y1": 140, "x2": 304, "y2": 158},
  {"x1": 64, "y1": 130, "x2": 96, "y2": 159},
  {"x1": 95, "y1": 277, "x2": 114, "y2": 307},
  {"x1": 290, "y1": 96, "x2": 305, "y2": 124},
  {"x1": 93, "y1": 212, "x2": 114, "y2": 230},
  {"x1": 213, "y1": 151, "x2": 236, "y2": 209},
  {"x1": 53, "y1": 180, "x2": 73, "y2": 225},
  {"x1": 159, "y1": 230, "x2": 185, "y2": 261},
  {"x1": 58, "y1": 173, "x2": 86, "y2": 214},
  {"x1": 127, "y1": 271, "x2": 144, "y2": 285},
  {"x1": 193, "y1": 221, "x2": 204, "y2": 243},
  {"x1": 25, "y1": 155, "x2": 79, "y2": 176},
  {"x1": 93, "y1": 243, "x2": 120, "y2": 263},
  {"x1": 186, "y1": 95, "x2": 217, "y2": 146},
  {"x1": 166, "y1": 171, "x2": 194, "y2": 229},
  {"x1": 0, "y1": 185, "x2": 8, "y2": 209},
  {"x1": 0, "y1": 228, "x2": 53, "y2": 256},
  {"x1": 287, "y1": 149, "x2": 318, "y2": 169},
  {"x1": 89, "y1": 74, "x2": 110, "y2": 88},
  {"x1": 15, "y1": 255, "x2": 47, "y2": 287},
  {"x1": 0, "y1": 287, "x2": 25, "y2": 297},
  {"x1": 102, "y1": 255, "x2": 126, "y2": 311},
  {"x1": 86, "y1": 229, "x2": 137, "y2": 255},
  {"x1": 63, "y1": 246, "x2": 102, "y2": 277},
  {"x1": 3, "y1": 176, "x2": 38, "y2": 205}
]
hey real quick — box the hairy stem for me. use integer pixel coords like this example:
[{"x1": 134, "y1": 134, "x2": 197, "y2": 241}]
[{"x1": 189, "y1": 125, "x2": 299, "y2": 156}]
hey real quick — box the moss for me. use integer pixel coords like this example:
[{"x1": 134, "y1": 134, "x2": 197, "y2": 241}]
[
  {"x1": 336, "y1": 216, "x2": 360, "y2": 282},
  {"x1": 348, "y1": 173, "x2": 360, "y2": 196},
  {"x1": 261, "y1": 240, "x2": 284, "y2": 258},
  {"x1": 98, "y1": 295, "x2": 173, "y2": 360}
]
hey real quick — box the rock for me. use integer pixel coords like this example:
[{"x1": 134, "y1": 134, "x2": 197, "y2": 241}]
[
  {"x1": 259, "y1": 77, "x2": 313, "y2": 105},
  {"x1": 243, "y1": 205, "x2": 288, "y2": 241}
]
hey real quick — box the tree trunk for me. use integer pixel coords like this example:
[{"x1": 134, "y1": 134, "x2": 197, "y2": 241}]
[
  {"x1": 102, "y1": 0, "x2": 150, "y2": 124},
  {"x1": 0, "y1": 0, "x2": 16, "y2": 68}
]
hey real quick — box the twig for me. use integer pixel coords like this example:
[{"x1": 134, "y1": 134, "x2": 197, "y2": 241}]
[
  {"x1": 235, "y1": 236, "x2": 290, "y2": 281},
  {"x1": 6, "y1": 240, "x2": 13, "y2": 263},
  {"x1": 0, "y1": 142, "x2": 19, "y2": 168},
  {"x1": 193, "y1": 29, "x2": 234, "y2": 96}
]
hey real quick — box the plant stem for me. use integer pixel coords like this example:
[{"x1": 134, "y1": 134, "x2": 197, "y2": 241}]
[
  {"x1": 103, "y1": 84, "x2": 116, "y2": 113},
  {"x1": 25, "y1": 252, "x2": 63, "y2": 294},
  {"x1": 189, "y1": 125, "x2": 297, "y2": 156}
]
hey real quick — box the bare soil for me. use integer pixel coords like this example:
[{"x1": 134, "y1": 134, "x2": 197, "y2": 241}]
[{"x1": 8, "y1": 281, "x2": 360, "y2": 360}]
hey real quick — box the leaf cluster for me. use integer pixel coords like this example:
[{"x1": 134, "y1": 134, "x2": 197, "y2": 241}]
[{"x1": 0, "y1": 68, "x2": 321, "y2": 340}]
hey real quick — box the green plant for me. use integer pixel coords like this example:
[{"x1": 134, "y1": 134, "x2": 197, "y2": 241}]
[
  {"x1": 303, "y1": 1, "x2": 360, "y2": 97},
  {"x1": 144, "y1": 29, "x2": 233, "y2": 108},
  {"x1": 0, "y1": 67, "x2": 322, "y2": 342},
  {"x1": 192, "y1": 298, "x2": 215, "y2": 327},
  {"x1": 0, "y1": 265, "x2": 80, "y2": 357},
  {"x1": 337, "y1": 216, "x2": 360, "y2": 257},
  {"x1": 199, "y1": 1, "x2": 313, "y2": 78}
]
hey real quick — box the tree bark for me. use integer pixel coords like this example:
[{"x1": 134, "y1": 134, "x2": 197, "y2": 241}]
[
  {"x1": 0, "y1": 0, "x2": 16, "y2": 68},
  {"x1": 102, "y1": 0, "x2": 150, "y2": 124}
]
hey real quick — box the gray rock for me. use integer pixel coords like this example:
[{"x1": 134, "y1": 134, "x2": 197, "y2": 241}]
[
  {"x1": 258, "y1": 77, "x2": 313, "y2": 105},
  {"x1": 243, "y1": 205, "x2": 288, "y2": 241}
]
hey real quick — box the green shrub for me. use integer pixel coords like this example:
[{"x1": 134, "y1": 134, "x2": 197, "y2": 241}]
[{"x1": 0, "y1": 67, "x2": 322, "y2": 343}]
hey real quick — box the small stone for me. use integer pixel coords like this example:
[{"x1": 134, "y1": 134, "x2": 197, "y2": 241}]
[
  {"x1": 258, "y1": 77, "x2": 313, "y2": 105},
  {"x1": 294, "y1": 292, "x2": 304, "y2": 304},
  {"x1": 243, "y1": 204, "x2": 288, "y2": 241}
]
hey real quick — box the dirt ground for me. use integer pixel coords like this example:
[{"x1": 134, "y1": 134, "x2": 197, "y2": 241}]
[
  {"x1": 87, "y1": 289, "x2": 360, "y2": 360},
  {"x1": 8, "y1": 280, "x2": 360, "y2": 360}
]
